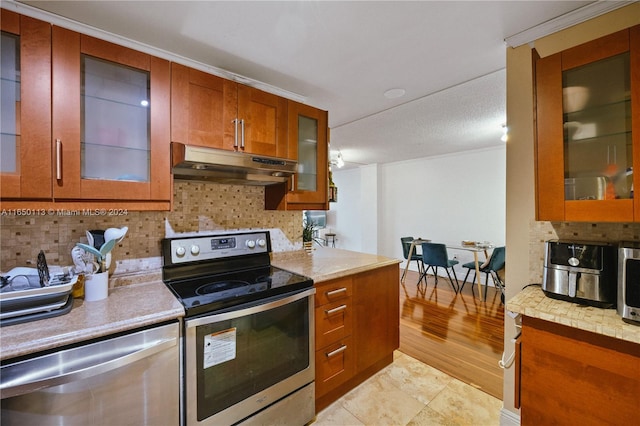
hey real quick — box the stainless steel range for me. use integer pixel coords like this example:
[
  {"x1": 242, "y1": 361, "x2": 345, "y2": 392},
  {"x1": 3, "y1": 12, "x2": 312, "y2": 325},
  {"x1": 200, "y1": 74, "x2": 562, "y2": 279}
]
[{"x1": 162, "y1": 231, "x2": 315, "y2": 426}]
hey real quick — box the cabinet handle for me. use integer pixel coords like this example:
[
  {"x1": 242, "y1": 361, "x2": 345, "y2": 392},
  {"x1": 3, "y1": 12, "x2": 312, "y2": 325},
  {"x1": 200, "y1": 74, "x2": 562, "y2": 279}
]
[
  {"x1": 290, "y1": 174, "x2": 295, "y2": 192},
  {"x1": 240, "y1": 119, "x2": 245, "y2": 149},
  {"x1": 55, "y1": 139, "x2": 62, "y2": 180},
  {"x1": 325, "y1": 304, "x2": 347, "y2": 315},
  {"x1": 233, "y1": 119, "x2": 239, "y2": 148},
  {"x1": 326, "y1": 288, "x2": 347, "y2": 297},
  {"x1": 325, "y1": 344, "x2": 347, "y2": 358}
]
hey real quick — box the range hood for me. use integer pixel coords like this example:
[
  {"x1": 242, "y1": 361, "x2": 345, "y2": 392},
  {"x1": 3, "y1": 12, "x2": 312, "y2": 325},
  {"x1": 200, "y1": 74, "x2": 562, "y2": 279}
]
[{"x1": 171, "y1": 143, "x2": 297, "y2": 185}]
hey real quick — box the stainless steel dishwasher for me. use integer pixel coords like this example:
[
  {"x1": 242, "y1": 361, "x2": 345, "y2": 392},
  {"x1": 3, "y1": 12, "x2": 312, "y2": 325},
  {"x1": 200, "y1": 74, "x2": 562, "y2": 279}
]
[{"x1": 0, "y1": 321, "x2": 180, "y2": 426}]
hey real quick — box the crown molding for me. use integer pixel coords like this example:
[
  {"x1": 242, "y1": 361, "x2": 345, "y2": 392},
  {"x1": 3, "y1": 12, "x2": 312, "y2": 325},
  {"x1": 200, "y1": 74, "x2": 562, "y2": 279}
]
[
  {"x1": 2, "y1": 0, "x2": 307, "y2": 103},
  {"x1": 504, "y1": 1, "x2": 633, "y2": 47}
]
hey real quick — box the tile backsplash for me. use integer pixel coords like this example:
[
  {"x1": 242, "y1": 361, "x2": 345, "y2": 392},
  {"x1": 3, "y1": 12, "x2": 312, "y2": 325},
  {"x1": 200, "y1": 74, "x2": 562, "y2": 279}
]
[
  {"x1": 1, "y1": 181, "x2": 302, "y2": 274},
  {"x1": 529, "y1": 220, "x2": 640, "y2": 284}
]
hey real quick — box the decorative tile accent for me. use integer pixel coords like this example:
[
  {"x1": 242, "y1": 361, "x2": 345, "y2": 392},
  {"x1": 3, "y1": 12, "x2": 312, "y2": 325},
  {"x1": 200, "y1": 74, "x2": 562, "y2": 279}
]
[
  {"x1": 1, "y1": 181, "x2": 302, "y2": 274},
  {"x1": 529, "y1": 221, "x2": 640, "y2": 284}
]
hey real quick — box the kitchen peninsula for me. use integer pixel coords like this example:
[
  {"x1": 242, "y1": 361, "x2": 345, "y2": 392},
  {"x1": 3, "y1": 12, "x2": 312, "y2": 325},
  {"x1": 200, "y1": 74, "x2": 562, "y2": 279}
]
[{"x1": 273, "y1": 247, "x2": 401, "y2": 412}]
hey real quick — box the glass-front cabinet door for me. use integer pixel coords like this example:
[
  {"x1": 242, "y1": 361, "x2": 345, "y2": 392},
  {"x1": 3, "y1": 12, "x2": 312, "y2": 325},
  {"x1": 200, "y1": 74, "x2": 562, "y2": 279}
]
[
  {"x1": 81, "y1": 56, "x2": 151, "y2": 183},
  {"x1": 283, "y1": 101, "x2": 328, "y2": 209},
  {"x1": 536, "y1": 25, "x2": 639, "y2": 222},
  {"x1": 0, "y1": 11, "x2": 51, "y2": 200},
  {"x1": 563, "y1": 52, "x2": 631, "y2": 201},
  {"x1": 52, "y1": 27, "x2": 170, "y2": 204}
]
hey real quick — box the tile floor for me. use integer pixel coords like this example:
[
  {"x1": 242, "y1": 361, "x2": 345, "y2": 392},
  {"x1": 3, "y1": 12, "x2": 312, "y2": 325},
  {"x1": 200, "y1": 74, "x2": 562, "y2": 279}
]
[{"x1": 312, "y1": 351, "x2": 502, "y2": 426}]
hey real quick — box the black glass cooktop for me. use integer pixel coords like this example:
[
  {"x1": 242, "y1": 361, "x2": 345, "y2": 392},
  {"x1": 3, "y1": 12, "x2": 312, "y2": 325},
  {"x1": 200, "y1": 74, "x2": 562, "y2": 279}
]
[{"x1": 165, "y1": 266, "x2": 313, "y2": 317}]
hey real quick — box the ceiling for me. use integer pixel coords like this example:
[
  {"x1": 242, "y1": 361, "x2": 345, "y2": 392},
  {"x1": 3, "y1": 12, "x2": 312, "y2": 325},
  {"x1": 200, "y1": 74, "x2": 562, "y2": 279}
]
[{"x1": 18, "y1": 0, "x2": 604, "y2": 168}]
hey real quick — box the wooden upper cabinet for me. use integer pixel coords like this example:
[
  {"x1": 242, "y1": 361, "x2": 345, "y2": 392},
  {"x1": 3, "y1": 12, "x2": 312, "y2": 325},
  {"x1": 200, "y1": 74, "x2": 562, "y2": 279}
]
[
  {"x1": 0, "y1": 11, "x2": 52, "y2": 200},
  {"x1": 170, "y1": 63, "x2": 236, "y2": 151},
  {"x1": 535, "y1": 25, "x2": 639, "y2": 222},
  {"x1": 170, "y1": 65, "x2": 289, "y2": 158},
  {"x1": 52, "y1": 27, "x2": 171, "y2": 204},
  {"x1": 265, "y1": 101, "x2": 329, "y2": 210},
  {"x1": 237, "y1": 84, "x2": 289, "y2": 158}
]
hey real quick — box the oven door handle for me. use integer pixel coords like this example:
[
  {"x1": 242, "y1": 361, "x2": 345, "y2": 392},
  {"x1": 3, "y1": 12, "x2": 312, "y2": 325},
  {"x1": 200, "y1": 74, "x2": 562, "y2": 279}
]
[{"x1": 186, "y1": 288, "x2": 316, "y2": 328}]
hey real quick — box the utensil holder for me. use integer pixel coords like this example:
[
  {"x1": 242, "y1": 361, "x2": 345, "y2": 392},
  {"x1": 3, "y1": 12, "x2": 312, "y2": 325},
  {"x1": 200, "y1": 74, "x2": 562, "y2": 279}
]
[{"x1": 85, "y1": 271, "x2": 109, "y2": 301}]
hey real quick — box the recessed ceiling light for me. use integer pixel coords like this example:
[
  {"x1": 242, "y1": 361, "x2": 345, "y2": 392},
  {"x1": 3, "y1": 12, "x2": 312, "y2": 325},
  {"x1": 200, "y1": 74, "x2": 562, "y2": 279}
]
[{"x1": 383, "y1": 88, "x2": 406, "y2": 99}]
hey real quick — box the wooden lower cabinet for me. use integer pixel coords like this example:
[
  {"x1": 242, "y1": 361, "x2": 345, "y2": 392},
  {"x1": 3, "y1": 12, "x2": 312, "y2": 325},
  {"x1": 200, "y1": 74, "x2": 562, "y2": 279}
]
[
  {"x1": 520, "y1": 316, "x2": 640, "y2": 425},
  {"x1": 314, "y1": 264, "x2": 399, "y2": 412}
]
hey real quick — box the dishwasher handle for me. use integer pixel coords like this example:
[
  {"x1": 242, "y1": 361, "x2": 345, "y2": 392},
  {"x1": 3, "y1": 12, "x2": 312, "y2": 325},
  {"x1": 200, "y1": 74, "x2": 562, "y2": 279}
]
[{"x1": 1, "y1": 325, "x2": 178, "y2": 399}]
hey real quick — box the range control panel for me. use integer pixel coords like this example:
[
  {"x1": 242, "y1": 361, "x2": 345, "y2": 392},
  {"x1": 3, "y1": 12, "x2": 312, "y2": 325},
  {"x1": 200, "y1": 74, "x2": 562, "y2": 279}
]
[{"x1": 167, "y1": 231, "x2": 270, "y2": 264}]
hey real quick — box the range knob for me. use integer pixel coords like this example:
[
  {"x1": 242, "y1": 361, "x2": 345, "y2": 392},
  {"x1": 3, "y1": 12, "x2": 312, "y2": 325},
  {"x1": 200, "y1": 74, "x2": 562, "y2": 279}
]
[
  {"x1": 190, "y1": 245, "x2": 200, "y2": 255},
  {"x1": 246, "y1": 240, "x2": 256, "y2": 249},
  {"x1": 257, "y1": 239, "x2": 267, "y2": 248},
  {"x1": 175, "y1": 246, "x2": 186, "y2": 257}
]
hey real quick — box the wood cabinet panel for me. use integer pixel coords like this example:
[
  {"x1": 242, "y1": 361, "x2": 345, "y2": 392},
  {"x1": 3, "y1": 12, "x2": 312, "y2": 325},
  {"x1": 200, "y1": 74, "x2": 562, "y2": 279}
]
[
  {"x1": 0, "y1": 12, "x2": 52, "y2": 199},
  {"x1": 237, "y1": 84, "x2": 288, "y2": 158},
  {"x1": 265, "y1": 101, "x2": 329, "y2": 210},
  {"x1": 535, "y1": 52, "x2": 565, "y2": 221},
  {"x1": 315, "y1": 336, "x2": 354, "y2": 398},
  {"x1": 561, "y1": 28, "x2": 629, "y2": 70},
  {"x1": 514, "y1": 335, "x2": 521, "y2": 409},
  {"x1": 52, "y1": 28, "x2": 171, "y2": 204},
  {"x1": 315, "y1": 299, "x2": 352, "y2": 350},
  {"x1": 353, "y1": 264, "x2": 400, "y2": 371},
  {"x1": 314, "y1": 277, "x2": 352, "y2": 306},
  {"x1": 520, "y1": 317, "x2": 640, "y2": 425},
  {"x1": 170, "y1": 63, "x2": 236, "y2": 150},
  {"x1": 632, "y1": 25, "x2": 640, "y2": 218},
  {"x1": 534, "y1": 25, "x2": 640, "y2": 222},
  {"x1": 313, "y1": 264, "x2": 399, "y2": 412}
]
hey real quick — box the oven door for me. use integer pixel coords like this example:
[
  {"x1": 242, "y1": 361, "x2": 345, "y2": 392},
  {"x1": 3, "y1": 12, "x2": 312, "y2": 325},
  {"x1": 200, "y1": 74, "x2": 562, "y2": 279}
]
[{"x1": 184, "y1": 288, "x2": 315, "y2": 426}]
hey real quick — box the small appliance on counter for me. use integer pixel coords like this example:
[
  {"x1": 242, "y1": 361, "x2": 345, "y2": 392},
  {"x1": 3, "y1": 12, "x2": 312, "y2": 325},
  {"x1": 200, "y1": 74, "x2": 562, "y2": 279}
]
[
  {"x1": 618, "y1": 242, "x2": 640, "y2": 325},
  {"x1": 542, "y1": 240, "x2": 617, "y2": 308}
]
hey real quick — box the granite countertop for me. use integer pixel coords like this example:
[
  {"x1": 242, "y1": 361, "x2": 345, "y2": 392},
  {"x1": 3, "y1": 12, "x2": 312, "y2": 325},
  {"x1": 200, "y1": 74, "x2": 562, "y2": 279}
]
[
  {"x1": 507, "y1": 285, "x2": 640, "y2": 345},
  {"x1": 0, "y1": 273, "x2": 184, "y2": 361},
  {"x1": 1, "y1": 248, "x2": 398, "y2": 361},
  {"x1": 272, "y1": 247, "x2": 401, "y2": 283}
]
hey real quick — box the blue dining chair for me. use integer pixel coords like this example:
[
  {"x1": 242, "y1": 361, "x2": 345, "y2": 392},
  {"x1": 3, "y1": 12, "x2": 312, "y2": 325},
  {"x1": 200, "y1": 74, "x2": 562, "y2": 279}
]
[
  {"x1": 460, "y1": 246, "x2": 505, "y2": 301},
  {"x1": 401, "y1": 237, "x2": 425, "y2": 282},
  {"x1": 419, "y1": 242, "x2": 459, "y2": 293}
]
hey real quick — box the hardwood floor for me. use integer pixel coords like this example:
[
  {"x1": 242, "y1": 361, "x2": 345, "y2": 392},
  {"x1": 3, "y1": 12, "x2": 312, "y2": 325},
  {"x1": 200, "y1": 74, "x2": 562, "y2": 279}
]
[{"x1": 398, "y1": 270, "x2": 505, "y2": 400}]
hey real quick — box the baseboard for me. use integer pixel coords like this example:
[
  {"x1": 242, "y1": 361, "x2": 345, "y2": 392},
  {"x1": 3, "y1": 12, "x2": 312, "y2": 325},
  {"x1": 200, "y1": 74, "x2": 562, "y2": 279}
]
[{"x1": 500, "y1": 407, "x2": 520, "y2": 426}]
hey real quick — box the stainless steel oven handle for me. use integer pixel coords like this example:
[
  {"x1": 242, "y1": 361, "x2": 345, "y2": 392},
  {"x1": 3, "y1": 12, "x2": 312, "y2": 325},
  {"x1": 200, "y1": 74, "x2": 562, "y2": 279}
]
[
  {"x1": 325, "y1": 304, "x2": 347, "y2": 315},
  {"x1": 186, "y1": 288, "x2": 316, "y2": 328},
  {"x1": 325, "y1": 345, "x2": 347, "y2": 358},
  {"x1": 0, "y1": 336, "x2": 177, "y2": 399}
]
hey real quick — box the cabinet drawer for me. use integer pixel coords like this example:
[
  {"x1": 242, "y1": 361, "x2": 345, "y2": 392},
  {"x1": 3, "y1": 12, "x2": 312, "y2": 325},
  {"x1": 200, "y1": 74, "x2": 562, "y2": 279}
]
[
  {"x1": 315, "y1": 299, "x2": 352, "y2": 350},
  {"x1": 315, "y1": 278, "x2": 352, "y2": 307},
  {"x1": 315, "y1": 336, "x2": 354, "y2": 397}
]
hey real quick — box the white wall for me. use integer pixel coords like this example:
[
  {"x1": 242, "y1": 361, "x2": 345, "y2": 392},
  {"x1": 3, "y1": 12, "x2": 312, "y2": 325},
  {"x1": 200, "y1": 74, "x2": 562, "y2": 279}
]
[
  {"x1": 325, "y1": 167, "x2": 363, "y2": 252},
  {"x1": 331, "y1": 145, "x2": 506, "y2": 282}
]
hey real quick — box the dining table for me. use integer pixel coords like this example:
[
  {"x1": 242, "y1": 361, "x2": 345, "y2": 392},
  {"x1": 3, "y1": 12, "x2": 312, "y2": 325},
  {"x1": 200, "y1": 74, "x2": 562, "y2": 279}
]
[{"x1": 400, "y1": 238, "x2": 492, "y2": 300}]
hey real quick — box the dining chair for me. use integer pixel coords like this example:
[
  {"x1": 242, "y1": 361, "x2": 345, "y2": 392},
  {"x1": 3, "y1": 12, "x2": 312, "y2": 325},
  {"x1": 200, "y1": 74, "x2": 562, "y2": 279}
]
[
  {"x1": 419, "y1": 242, "x2": 459, "y2": 293},
  {"x1": 401, "y1": 237, "x2": 425, "y2": 282},
  {"x1": 460, "y1": 246, "x2": 505, "y2": 301}
]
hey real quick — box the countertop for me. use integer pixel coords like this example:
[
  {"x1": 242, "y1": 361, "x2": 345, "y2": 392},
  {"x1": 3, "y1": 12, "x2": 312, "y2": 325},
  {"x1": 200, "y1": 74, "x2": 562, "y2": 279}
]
[
  {"x1": 1, "y1": 274, "x2": 184, "y2": 361},
  {"x1": 507, "y1": 285, "x2": 640, "y2": 345},
  {"x1": 1, "y1": 248, "x2": 399, "y2": 361},
  {"x1": 272, "y1": 247, "x2": 401, "y2": 283}
]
